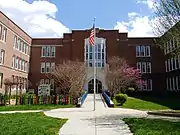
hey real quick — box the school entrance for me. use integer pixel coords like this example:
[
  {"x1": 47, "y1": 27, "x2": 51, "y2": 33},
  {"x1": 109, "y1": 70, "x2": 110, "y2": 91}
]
[{"x1": 88, "y1": 79, "x2": 102, "y2": 93}]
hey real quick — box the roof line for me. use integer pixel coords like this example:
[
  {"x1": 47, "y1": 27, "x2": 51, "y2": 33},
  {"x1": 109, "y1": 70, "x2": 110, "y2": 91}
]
[{"x1": 0, "y1": 11, "x2": 32, "y2": 39}]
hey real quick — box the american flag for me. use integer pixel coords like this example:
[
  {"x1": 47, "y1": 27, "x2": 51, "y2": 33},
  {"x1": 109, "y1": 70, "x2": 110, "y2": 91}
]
[{"x1": 88, "y1": 23, "x2": 95, "y2": 46}]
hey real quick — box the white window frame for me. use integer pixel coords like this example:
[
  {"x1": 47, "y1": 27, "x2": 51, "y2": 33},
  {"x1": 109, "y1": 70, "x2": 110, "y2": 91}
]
[
  {"x1": 2, "y1": 27, "x2": 7, "y2": 43},
  {"x1": 50, "y1": 79, "x2": 54, "y2": 89},
  {"x1": 145, "y1": 46, "x2": 150, "y2": 57},
  {"x1": 46, "y1": 62, "x2": 50, "y2": 73},
  {"x1": 41, "y1": 46, "x2": 46, "y2": 57},
  {"x1": 171, "y1": 57, "x2": 174, "y2": 70},
  {"x1": 51, "y1": 46, "x2": 56, "y2": 57},
  {"x1": 45, "y1": 79, "x2": 49, "y2": 84},
  {"x1": 141, "y1": 46, "x2": 145, "y2": 57},
  {"x1": 46, "y1": 46, "x2": 51, "y2": 57},
  {"x1": 146, "y1": 62, "x2": 151, "y2": 73},
  {"x1": 41, "y1": 62, "x2": 45, "y2": 73},
  {"x1": 168, "y1": 59, "x2": 171, "y2": 71},
  {"x1": 136, "y1": 46, "x2": 141, "y2": 57},
  {"x1": 40, "y1": 79, "x2": 44, "y2": 85},
  {"x1": 165, "y1": 60, "x2": 168, "y2": 72},
  {"x1": 13, "y1": 36, "x2": 17, "y2": 48},
  {"x1": 24, "y1": 62, "x2": 27, "y2": 72},
  {"x1": 136, "y1": 62, "x2": 141, "y2": 73},
  {"x1": 147, "y1": 79, "x2": 152, "y2": 91},
  {"x1": 174, "y1": 57, "x2": 177, "y2": 69},
  {"x1": 51, "y1": 62, "x2": 55, "y2": 72},
  {"x1": 166, "y1": 42, "x2": 169, "y2": 53},
  {"x1": 0, "y1": 50, "x2": 5, "y2": 64},
  {"x1": 141, "y1": 62, "x2": 146, "y2": 73}
]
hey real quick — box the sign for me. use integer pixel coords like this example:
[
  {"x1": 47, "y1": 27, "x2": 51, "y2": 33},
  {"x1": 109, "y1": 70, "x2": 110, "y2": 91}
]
[{"x1": 38, "y1": 84, "x2": 50, "y2": 96}]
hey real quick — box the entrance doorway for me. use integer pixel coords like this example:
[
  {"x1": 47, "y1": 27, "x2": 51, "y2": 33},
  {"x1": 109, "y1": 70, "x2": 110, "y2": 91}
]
[{"x1": 88, "y1": 79, "x2": 102, "y2": 93}]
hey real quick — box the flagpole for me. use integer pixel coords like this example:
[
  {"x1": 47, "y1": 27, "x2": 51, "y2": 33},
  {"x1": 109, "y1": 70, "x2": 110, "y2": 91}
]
[{"x1": 93, "y1": 17, "x2": 96, "y2": 111}]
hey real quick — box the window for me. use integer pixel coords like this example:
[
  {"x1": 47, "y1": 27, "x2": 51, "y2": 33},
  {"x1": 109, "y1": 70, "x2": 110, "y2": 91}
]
[
  {"x1": 24, "y1": 43, "x2": 27, "y2": 54},
  {"x1": 15, "y1": 57, "x2": 18, "y2": 68},
  {"x1": 141, "y1": 62, "x2": 146, "y2": 73},
  {"x1": 140, "y1": 79, "x2": 152, "y2": 91},
  {"x1": 136, "y1": 62, "x2": 141, "y2": 73},
  {"x1": 12, "y1": 55, "x2": 15, "y2": 68},
  {"x1": 147, "y1": 79, "x2": 152, "y2": 90},
  {"x1": 141, "y1": 46, "x2": 145, "y2": 56},
  {"x1": 136, "y1": 45, "x2": 151, "y2": 57},
  {"x1": 46, "y1": 63, "x2": 50, "y2": 73},
  {"x1": 136, "y1": 46, "x2": 141, "y2": 57},
  {"x1": 45, "y1": 79, "x2": 49, "y2": 84},
  {"x1": 51, "y1": 62, "x2": 55, "y2": 72},
  {"x1": 41, "y1": 62, "x2": 45, "y2": 73},
  {"x1": 17, "y1": 38, "x2": 20, "y2": 49},
  {"x1": 21, "y1": 60, "x2": 24, "y2": 70},
  {"x1": 137, "y1": 62, "x2": 151, "y2": 73},
  {"x1": 2, "y1": 27, "x2": 7, "y2": 42},
  {"x1": 40, "y1": 79, "x2": 44, "y2": 85},
  {"x1": 0, "y1": 24, "x2": 2, "y2": 40},
  {"x1": 24, "y1": 62, "x2": 27, "y2": 72},
  {"x1": 41, "y1": 46, "x2": 46, "y2": 57},
  {"x1": 19, "y1": 59, "x2": 21, "y2": 70},
  {"x1": 46, "y1": 46, "x2": 51, "y2": 57},
  {"x1": 171, "y1": 57, "x2": 174, "y2": 70},
  {"x1": 145, "y1": 46, "x2": 150, "y2": 56},
  {"x1": 0, "y1": 50, "x2": 5, "y2": 64},
  {"x1": 0, "y1": 73, "x2": 3, "y2": 88},
  {"x1": 13, "y1": 36, "x2": 17, "y2": 48},
  {"x1": 146, "y1": 62, "x2": 151, "y2": 73},
  {"x1": 51, "y1": 46, "x2": 55, "y2": 57},
  {"x1": 50, "y1": 79, "x2": 54, "y2": 89}
]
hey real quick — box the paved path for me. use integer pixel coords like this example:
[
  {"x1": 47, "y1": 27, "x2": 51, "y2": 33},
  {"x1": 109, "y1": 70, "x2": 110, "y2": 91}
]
[{"x1": 45, "y1": 94, "x2": 146, "y2": 135}]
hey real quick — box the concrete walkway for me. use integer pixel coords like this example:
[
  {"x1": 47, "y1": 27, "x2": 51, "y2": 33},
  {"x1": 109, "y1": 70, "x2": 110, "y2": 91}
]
[{"x1": 45, "y1": 94, "x2": 138, "y2": 135}]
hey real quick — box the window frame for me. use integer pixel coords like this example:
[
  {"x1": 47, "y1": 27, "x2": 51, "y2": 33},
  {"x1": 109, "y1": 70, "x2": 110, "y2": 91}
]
[{"x1": 41, "y1": 62, "x2": 45, "y2": 73}]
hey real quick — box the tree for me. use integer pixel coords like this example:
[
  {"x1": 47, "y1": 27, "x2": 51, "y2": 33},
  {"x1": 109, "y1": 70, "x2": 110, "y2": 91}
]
[
  {"x1": 153, "y1": 0, "x2": 180, "y2": 53},
  {"x1": 49, "y1": 60, "x2": 87, "y2": 97},
  {"x1": 105, "y1": 56, "x2": 141, "y2": 97}
]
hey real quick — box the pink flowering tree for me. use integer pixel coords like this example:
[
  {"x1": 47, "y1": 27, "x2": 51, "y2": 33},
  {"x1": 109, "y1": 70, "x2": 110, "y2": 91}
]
[{"x1": 106, "y1": 56, "x2": 142, "y2": 97}]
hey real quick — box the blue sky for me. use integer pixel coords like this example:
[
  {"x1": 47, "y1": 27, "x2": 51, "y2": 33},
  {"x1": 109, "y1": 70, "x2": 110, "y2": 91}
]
[
  {"x1": 0, "y1": 0, "x2": 156, "y2": 37},
  {"x1": 49, "y1": 0, "x2": 151, "y2": 29}
]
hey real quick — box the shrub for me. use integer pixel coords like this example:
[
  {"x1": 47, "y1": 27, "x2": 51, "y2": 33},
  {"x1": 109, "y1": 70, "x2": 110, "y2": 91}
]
[{"x1": 115, "y1": 93, "x2": 128, "y2": 105}]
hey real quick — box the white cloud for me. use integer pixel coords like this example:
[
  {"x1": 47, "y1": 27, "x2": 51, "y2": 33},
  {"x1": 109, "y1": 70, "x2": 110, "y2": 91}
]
[
  {"x1": 114, "y1": 12, "x2": 158, "y2": 37},
  {"x1": 0, "y1": 0, "x2": 70, "y2": 37},
  {"x1": 136, "y1": 0, "x2": 158, "y2": 10}
]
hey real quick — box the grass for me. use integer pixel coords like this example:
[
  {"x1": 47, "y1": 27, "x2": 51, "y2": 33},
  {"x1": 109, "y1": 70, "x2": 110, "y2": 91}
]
[
  {"x1": 0, "y1": 112, "x2": 67, "y2": 135},
  {"x1": 123, "y1": 118, "x2": 180, "y2": 135},
  {"x1": 113, "y1": 96, "x2": 180, "y2": 111},
  {"x1": 0, "y1": 104, "x2": 75, "y2": 111}
]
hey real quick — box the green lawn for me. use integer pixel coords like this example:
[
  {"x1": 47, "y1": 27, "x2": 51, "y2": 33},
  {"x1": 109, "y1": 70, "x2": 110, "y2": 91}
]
[
  {"x1": 0, "y1": 112, "x2": 67, "y2": 135},
  {"x1": 123, "y1": 118, "x2": 180, "y2": 135},
  {"x1": 0, "y1": 104, "x2": 75, "y2": 111},
  {"x1": 114, "y1": 96, "x2": 180, "y2": 111}
]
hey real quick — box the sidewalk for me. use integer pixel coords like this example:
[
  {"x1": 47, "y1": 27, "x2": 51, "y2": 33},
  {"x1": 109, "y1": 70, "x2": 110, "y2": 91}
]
[{"x1": 45, "y1": 94, "x2": 133, "y2": 135}]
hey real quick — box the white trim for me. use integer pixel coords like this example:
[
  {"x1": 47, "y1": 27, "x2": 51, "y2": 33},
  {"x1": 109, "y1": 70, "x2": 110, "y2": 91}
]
[
  {"x1": 141, "y1": 62, "x2": 146, "y2": 73},
  {"x1": 32, "y1": 45, "x2": 63, "y2": 47},
  {"x1": 171, "y1": 57, "x2": 174, "y2": 70},
  {"x1": 41, "y1": 62, "x2": 45, "y2": 73},
  {"x1": 165, "y1": 60, "x2": 167, "y2": 72}
]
